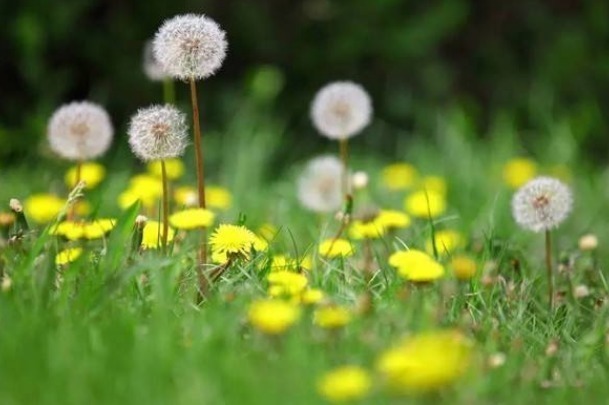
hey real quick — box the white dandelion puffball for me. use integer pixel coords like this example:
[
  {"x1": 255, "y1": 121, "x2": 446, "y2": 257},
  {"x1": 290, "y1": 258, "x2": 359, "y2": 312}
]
[
  {"x1": 128, "y1": 105, "x2": 188, "y2": 161},
  {"x1": 47, "y1": 101, "x2": 114, "y2": 161},
  {"x1": 153, "y1": 14, "x2": 228, "y2": 81},
  {"x1": 298, "y1": 155, "x2": 346, "y2": 213},
  {"x1": 143, "y1": 40, "x2": 169, "y2": 81},
  {"x1": 310, "y1": 81, "x2": 372, "y2": 140},
  {"x1": 512, "y1": 176, "x2": 573, "y2": 233}
]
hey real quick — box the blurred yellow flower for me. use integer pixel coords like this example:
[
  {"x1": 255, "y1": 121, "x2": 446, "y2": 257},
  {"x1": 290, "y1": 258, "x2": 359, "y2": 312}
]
[
  {"x1": 418, "y1": 175, "x2": 447, "y2": 195},
  {"x1": 253, "y1": 235, "x2": 269, "y2": 252},
  {"x1": 404, "y1": 190, "x2": 446, "y2": 219},
  {"x1": 141, "y1": 220, "x2": 175, "y2": 249},
  {"x1": 450, "y1": 255, "x2": 477, "y2": 280},
  {"x1": 24, "y1": 194, "x2": 64, "y2": 223},
  {"x1": 119, "y1": 175, "x2": 163, "y2": 210},
  {"x1": 258, "y1": 223, "x2": 278, "y2": 241},
  {"x1": 174, "y1": 186, "x2": 199, "y2": 207},
  {"x1": 65, "y1": 162, "x2": 106, "y2": 189},
  {"x1": 267, "y1": 271, "x2": 308, "y2": 296},
  {"x1": 502, "y1": 158, "x2": 537, "y2": 189},
  {"x1": 382, "y1": 163, "x2": 418, "y2": 190},
  {"x1": 300, "y1": 288, "x2": 325, "y2": 305},
  {"x1": 51, "y1": 219, "x2": 116, "y2": 240},
  {"x1": 209, "y1": 224, "x2": 256, "y2": 259},
  {"x1": 426, "y1": 229, "x2": 463, "y2": 256},
  {"x1": 55, "y1": 247, "x2": 83, "y2": 266},
  {"x1": 319, "y1": 239, "x2": 354, "y2": 258},
  {"x1": 350, "y1": 210, "x2": 411, "y2": 240},
  {"x1": 130, "y1": 174, "x2": 163, "y2": 197},
  {"x1": 265, "y1": 254, "x2": 297, "y2": 272},
  {"x1": 349, "y1": 220, "x2": 385, "y2": 239},
  {"x1": 147, "y1": 158, "x2": 185, "y2": 180},
  {"x1": 313, "y1": 306, "x2": 352, "y2": 329},
  {"x1": 169, "y1": 208, "x2": 215, "y2": 230},
  {"x1": 375, "y1": 209, "x2": 411, "y2": 230},
  {"x1": 300, "y1": 255, "x2": 313, "y2": 271},
  {"x1": 317, "y1": 366, "x2": 372, "y2": 403},
  {"x1": 118, "y1": 188, "x2": 156, "y2": 210},
  {"x1": 206, "y1": 186, "x2": 232, "y2": 210},
  {"x1": 389, "y1": 249, "x2": 444, "y2": 282},
  {"x1": 173, "y1": 185, "x2": 233, "y2": 210},
  {"x1": 247, "y1": 299, "x2": 300, "y2": 335},
  {"x1": 377, "y1": 330, "x2": 472, "y2": 393}
]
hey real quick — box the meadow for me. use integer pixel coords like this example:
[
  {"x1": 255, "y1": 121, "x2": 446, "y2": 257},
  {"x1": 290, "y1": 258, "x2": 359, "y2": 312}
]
[{"x1": 1, "y1": 13, "x2": 609, "y2": 405}]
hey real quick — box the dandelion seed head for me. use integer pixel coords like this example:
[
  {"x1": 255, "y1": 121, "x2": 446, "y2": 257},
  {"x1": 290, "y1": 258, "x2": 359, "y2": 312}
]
[
  {"x1": 512, "y1": 176, "x2": 573, "y2": 233},
  {"x1": 297, "y1": 155, "x2": 345, "y2": 213},
  {"x1": 142, "y1": 40, "x2": 169, "y2": 81},
  {"x1": 153, "y1": 14, "x2": 228, "y2": 81},
  {"x1": 127, "y1": 105, "x2": 188, "y2": 161},
  {"x1": 47, "y1": 101, "x2": 114, "y2": 161},
  {"x1": 310, "y1": 81, "x2": 372, "y2": 140}
]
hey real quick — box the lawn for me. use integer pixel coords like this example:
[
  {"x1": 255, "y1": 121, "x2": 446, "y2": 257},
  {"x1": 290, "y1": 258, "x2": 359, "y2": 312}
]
[{"x1": 2, "y1": 13, "x2": 609, "y2": 405}]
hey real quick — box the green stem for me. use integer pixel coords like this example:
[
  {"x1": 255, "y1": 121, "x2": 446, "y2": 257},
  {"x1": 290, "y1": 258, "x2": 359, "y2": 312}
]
[
  {"x1": 545, "y1": 230, "x2": 554, "y2": 312},
  {"x1": 161, "y1": 160, "x2": 169, "y2": 254}
]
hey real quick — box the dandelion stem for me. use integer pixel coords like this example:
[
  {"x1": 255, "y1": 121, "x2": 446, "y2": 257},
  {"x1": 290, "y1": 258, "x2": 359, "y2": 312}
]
[
  {"x1": 545, "y1": 230, "x2": 554, "y2": 311},
  {"x1": 163, "y1": 79, "x2": 175, "y2": 105},
  {"x1": 189, "y1": 77, "x2": 208, "y2": 296},
  {"x1": 161, "y1": 159, "x2": 169, "y2": 253},
  {"x1": 339, "y1": 138, "x2": 349, "y2": 198},
  {"x1": 67, "y1": 161, "x2": 83, "y2": 221},
  {"x1": 189, "y1": 77, "x2": 206, "y2": 209}
]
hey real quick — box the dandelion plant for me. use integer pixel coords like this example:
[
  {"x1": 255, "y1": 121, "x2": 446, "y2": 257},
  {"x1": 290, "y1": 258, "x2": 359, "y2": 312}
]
[{"x1": 512, "y1": 176, "x2": 573, "y2": 310}]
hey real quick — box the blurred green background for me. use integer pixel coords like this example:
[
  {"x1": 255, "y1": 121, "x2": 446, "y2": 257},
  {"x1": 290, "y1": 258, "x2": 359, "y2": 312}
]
[{"x1": 2, "y1": 0, "x2": 609, "y2": 165}]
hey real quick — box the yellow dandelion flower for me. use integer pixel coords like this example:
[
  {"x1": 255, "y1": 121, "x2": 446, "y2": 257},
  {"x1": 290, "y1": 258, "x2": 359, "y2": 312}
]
[
  {"x1": 65, "y1": 162, "x2": 106, "y2": 189},
  {"x1": 404, "y1": 190, "x2": 446, "y2": 219},
  {"x1": 174, "y1": 186, "x2": 199, "y2": 207},
  {"x1": 247, "y1": 299, "x2": 300, "y2": 335},
  {"x1": 405, "y1": 260, "x2": 444, "y2": 282},
  {"x1": 267, "y1": 271, "x2": 308, "y2": 295},
  {"x1": 418, "y1": 175, "x2": 447, "y2": 195},
  {"x1": 253, "y1": 235, "x2": 269, "y2": 252},
  {"x1": 173, "y1": 185, "x2": 233, "y2": 210},
  {"x1": 55, "y1": 247, "x2": 83, "y2": 266},
  {"x1": 450, "y1": 255, "x2": 477, "y2": 280},
  {"x1": 211, "y1": 250, "x2": 229, "y2": 264},
  {"x1": 389, "y1": 249, "x2": 445, "y2": 282},
  {"x1": 502, "y1": 158, "x2": 537, "y2": 189},
  {"x1": 118, "y1": 188, "x2": 156, "y2": 210},
  {"x1": 209, "y1": 224, "x2": 256, "y2": 259},
  {"x1": 141, "y1": 220, "x2": 175, "y2": 249},
  {"x1": 206, "y1": 185, "x2": 232, "y2": 210},
  {"x1": 313, "y1": 306, "x2": 352, "y2": 329},
  {"x1": 375, "y1": 209, "x2": 411, "y2": 230},
  {"x1": 51, "y1": 219, "x2": 116, "y2": 241},
  {"x1": 382, "y1": 163, "x2": 418, "y2": 190},
  {"x1": 169, "y1": 208, "x2": 215, "y2": 230},
  {"x1": 317, "y1": 366, "x2": 372, "y2": 403},
  {"x1": 258, "y1": 222, "x2": 278, "y2": 241},
  {"x1": 319, "y1": 239, "x2": 354, "y2": 258},
  {"x1": 24, "y1": 193, "x2": 64, "y2": 223},
  {"x1": 266, "y1": 254, "x2": 297, "y2": 272},
  {"x1": 349, "y1": 220, "x2": 385, "y2": 240},
  {"x1": 300, "y1": 255, "x2": 313, "y2": 271},
  {"x1": 300, "y1": 288, "x2": 325, "y2": 305},
  {"x1": 426, "y1": 229, "x2": 463, "y2": 256},
  {"x1": 377, "y1": 330, "x2": 472, "y2": 393},
  {"x1": 146, "y1": 158, "x2": 185, "y2": 180},
  {"x1": 74, "y1": 200, "x2": 92, "y2": 216},
  {"x1": 130, "y1": 174, "x2": 163, "y2": 197}
]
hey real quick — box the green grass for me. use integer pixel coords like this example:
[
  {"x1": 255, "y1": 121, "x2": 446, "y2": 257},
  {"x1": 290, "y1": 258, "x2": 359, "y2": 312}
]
[{"x1": 1, "y1": 106, "x2": 609, "y2": 404}]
